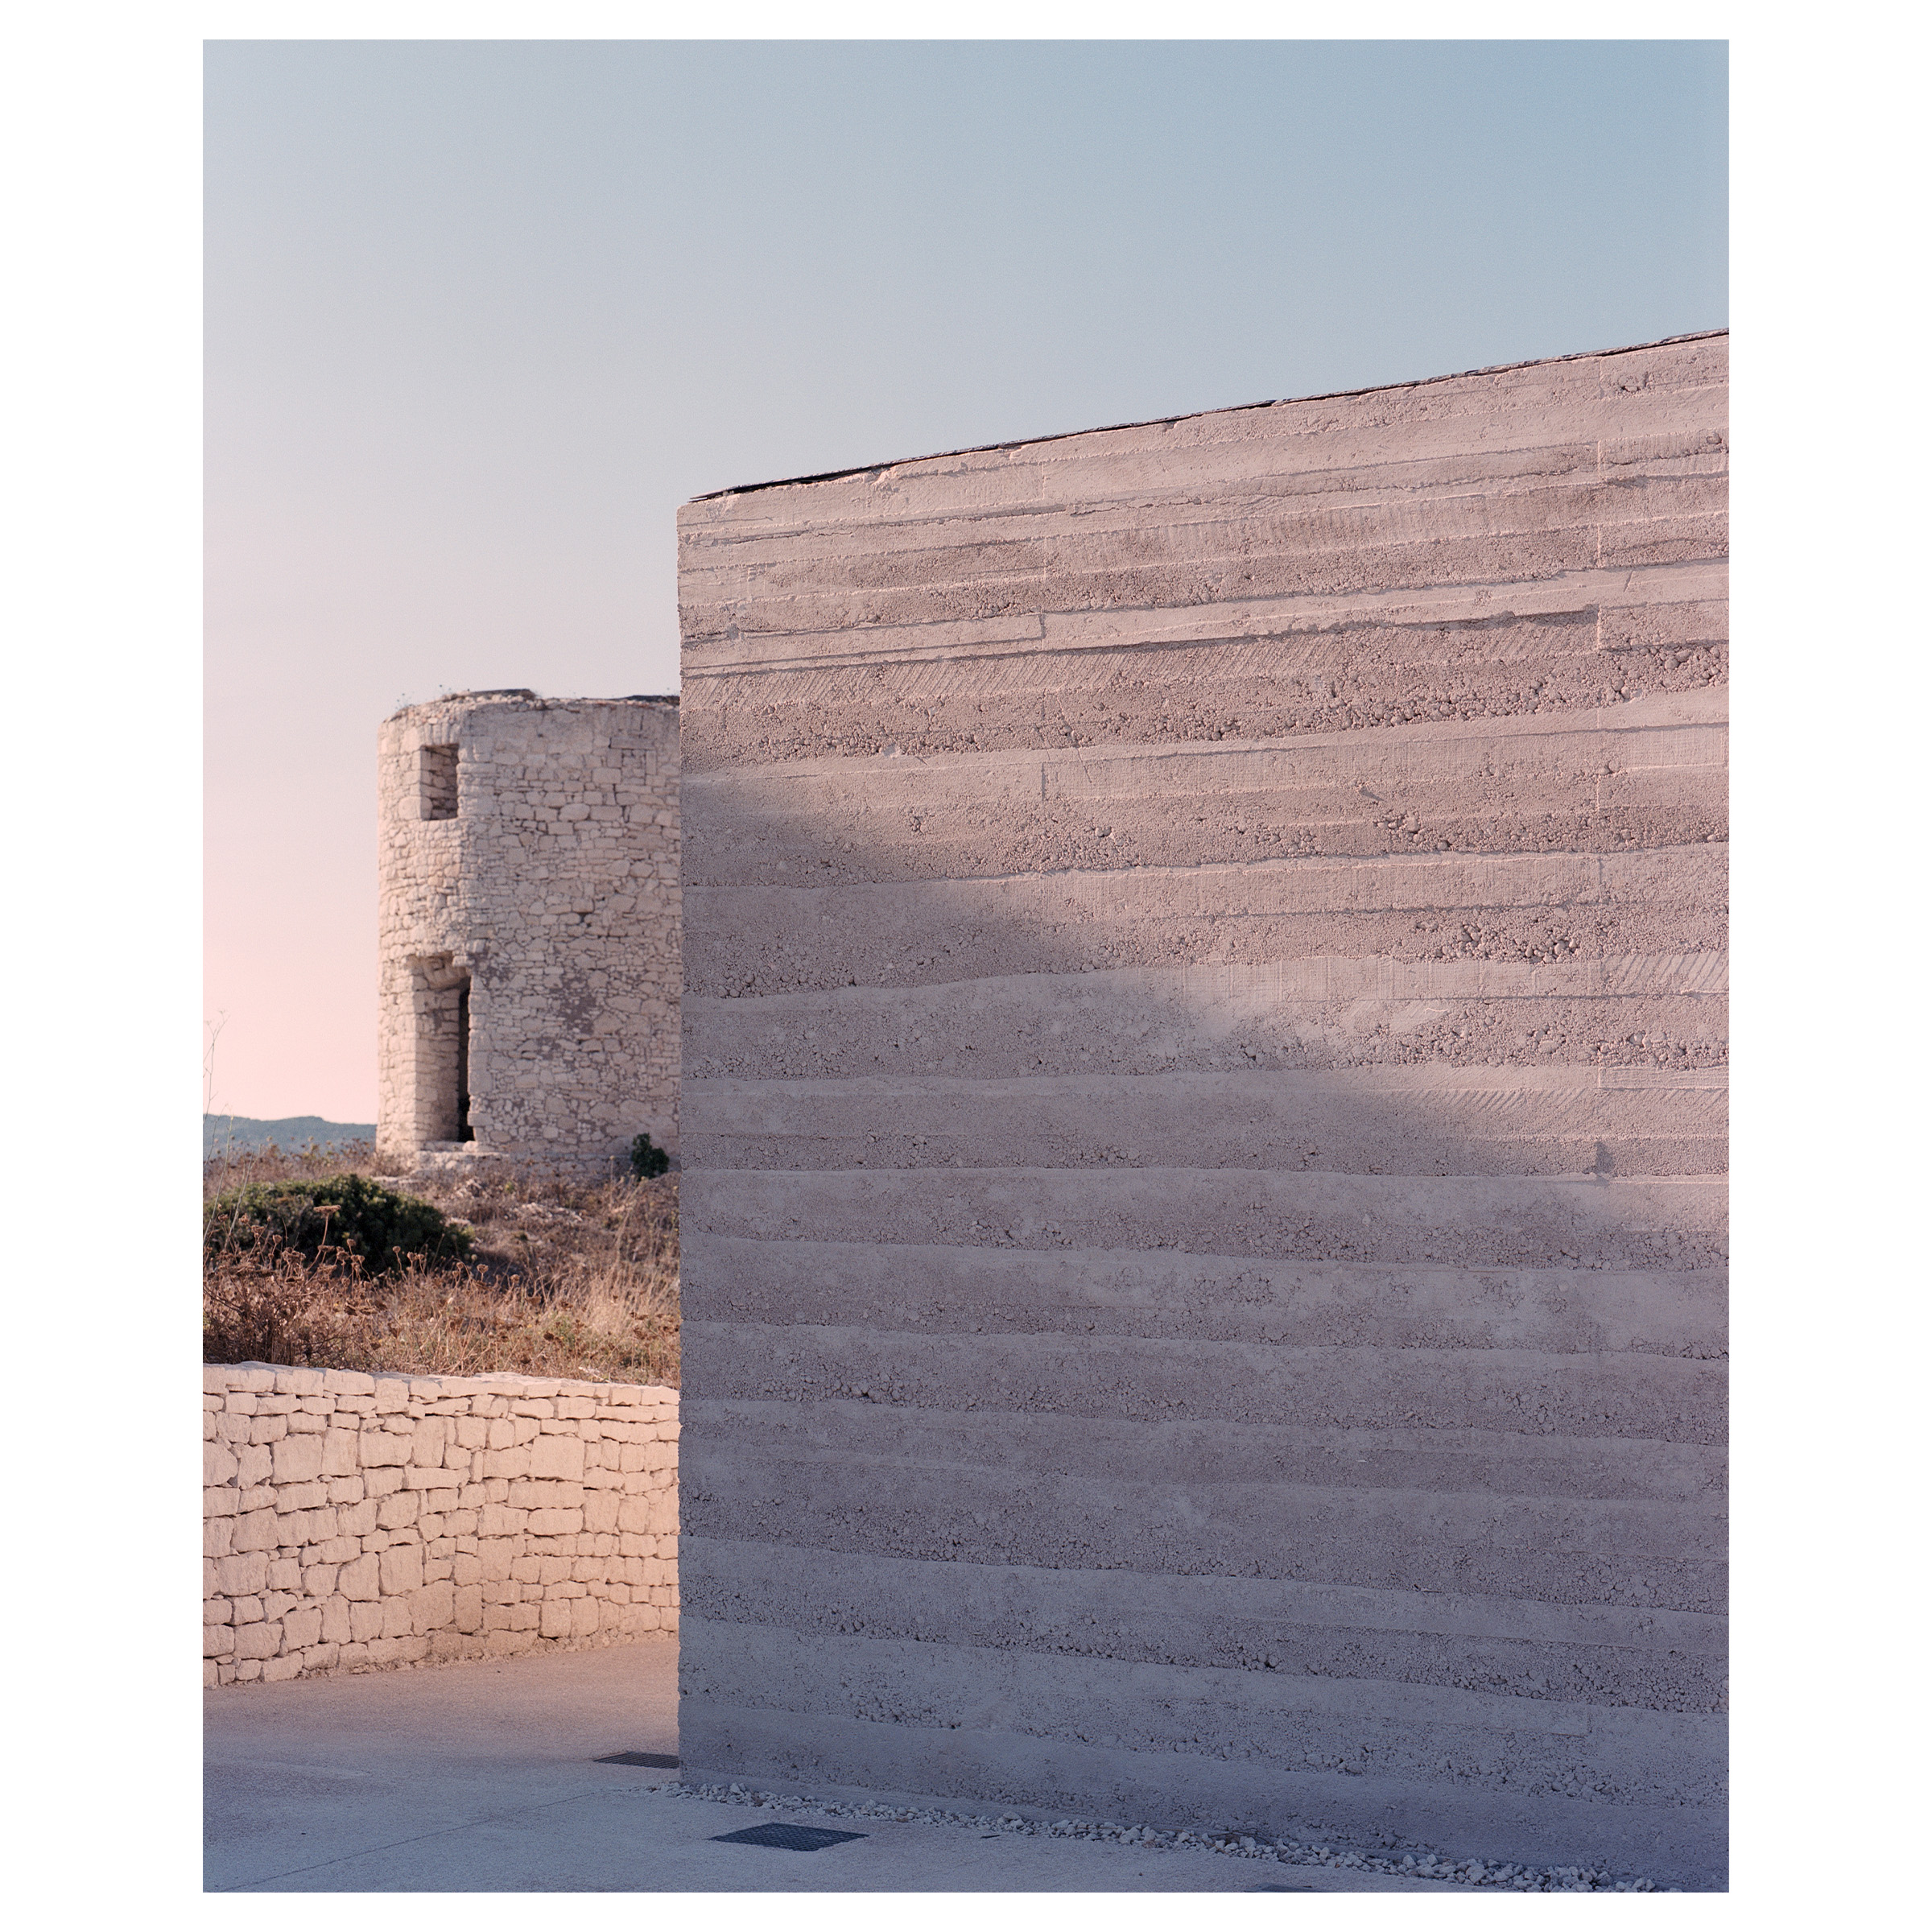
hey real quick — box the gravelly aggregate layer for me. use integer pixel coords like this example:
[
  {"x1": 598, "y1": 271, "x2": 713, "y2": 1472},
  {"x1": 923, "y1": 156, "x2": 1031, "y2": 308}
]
[{"x1": 668, "y1": 1780, "x2": 1670, "y2": 1891}]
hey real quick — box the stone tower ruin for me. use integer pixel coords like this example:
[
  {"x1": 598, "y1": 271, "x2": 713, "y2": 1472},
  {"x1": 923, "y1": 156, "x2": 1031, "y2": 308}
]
[{"x1": 375, "y1": 691, "x2": 680, "y2": 1170}]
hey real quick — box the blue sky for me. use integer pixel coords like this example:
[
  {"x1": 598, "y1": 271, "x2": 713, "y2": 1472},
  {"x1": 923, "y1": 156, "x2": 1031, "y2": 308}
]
[{"x1": 204, "y1": 39, "x2": 1726, "y2": 1119}]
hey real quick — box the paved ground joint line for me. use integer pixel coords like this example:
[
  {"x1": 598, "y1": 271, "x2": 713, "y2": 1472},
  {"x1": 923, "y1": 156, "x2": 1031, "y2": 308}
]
[{"x1": 206, "y1": 1781, "x2": 631, "y2": 1893}]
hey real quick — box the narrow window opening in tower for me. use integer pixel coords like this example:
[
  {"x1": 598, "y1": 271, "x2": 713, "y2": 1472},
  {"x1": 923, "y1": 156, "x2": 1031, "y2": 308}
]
[
  {"x1": 456, "y1": 979, "x2": 474, "y2": 1142},
  {"x1": 420, "y1": 744, "x2": 459, "y2": 819}
]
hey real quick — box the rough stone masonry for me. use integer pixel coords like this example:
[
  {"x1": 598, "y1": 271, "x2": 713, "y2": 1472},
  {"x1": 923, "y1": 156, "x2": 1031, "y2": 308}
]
[
  {"x1": 376, "y1": 691, "x2": 681, "y2": 1170},
  {"x1": 675, "y1": 336, "x2": 1728, "y2": 1887},
  {"x1": 203, "y1": 1365, "x2": 679, "y2": 1684}
]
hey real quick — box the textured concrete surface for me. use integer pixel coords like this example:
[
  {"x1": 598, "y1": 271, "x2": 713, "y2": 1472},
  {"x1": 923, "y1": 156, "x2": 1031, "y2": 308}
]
[
  {"x1": 678, "y1": 336, "x2": 1728, "y2": 1889},
  {"x1": 203, "y1": 1642, "x2": 1439, "y2": 1891}
]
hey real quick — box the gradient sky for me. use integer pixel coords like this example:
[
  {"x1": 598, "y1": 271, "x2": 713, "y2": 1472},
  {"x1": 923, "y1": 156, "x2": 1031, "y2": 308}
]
[{"x1": 204, "y1": 39, "x2": 1727, "y2": 1124}]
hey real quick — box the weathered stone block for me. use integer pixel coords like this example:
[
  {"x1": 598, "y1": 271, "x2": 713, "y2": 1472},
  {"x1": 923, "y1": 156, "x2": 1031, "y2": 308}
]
[
  {"x1": 528, "y1": 1434, "x2": 585, "y2": 1481},
  {"x1": 477, "y1": 1538, "x2": 518, "y2": 1583},
  {"x1": 379, "y1": 1543, "x2": 424, "y2": 1597},
  {"x1": 270, "y1": 1433, "x2": 324, "y2": 1484},
  {"x1": 359, "y1": 1429, "x2": 411, "y2": 1468},
  {"x1": 338, "y1": 1552, "x2": 380, "y2": 1601},
  {"x1": 233, "y1": 1622, "x2": 283, "y2": 1661},
  {"x1": 411, "y1": 1580, "x2": 456, "y2": 1633},
  {"x1": 377, "y1": 1489, "x2": 420, "y2": 1530},
  {"x1": 229, "y1": 1509, "x2": 281, "y2": 1554},
  {"x1": 410, "y1": 1416, "x2": 448, "y2": 1468}
]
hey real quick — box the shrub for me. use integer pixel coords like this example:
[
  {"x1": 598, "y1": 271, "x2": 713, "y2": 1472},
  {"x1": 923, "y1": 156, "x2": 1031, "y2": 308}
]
[
  {"x1": 630, "y1": 1133, "x2": 670, "y2": 1180},
  {"x1": 204, "y1": 1172, "x2": 473, "y2": 1273}
]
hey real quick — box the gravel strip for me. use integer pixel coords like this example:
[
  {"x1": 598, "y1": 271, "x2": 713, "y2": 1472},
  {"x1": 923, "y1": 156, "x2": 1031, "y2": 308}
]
[{"x1": 666, "y1": 1780, "x2": 1668, "y2": 1891}]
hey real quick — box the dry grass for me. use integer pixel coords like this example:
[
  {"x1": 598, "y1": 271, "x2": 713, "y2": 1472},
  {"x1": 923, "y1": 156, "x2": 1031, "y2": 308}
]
[{"x1": 203, "y1": 1140, "x2": 679, "y2": 1385}]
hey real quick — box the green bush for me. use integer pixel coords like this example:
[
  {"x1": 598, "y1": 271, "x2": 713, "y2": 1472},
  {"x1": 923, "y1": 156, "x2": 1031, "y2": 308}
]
[
  {"x1": 204, "y1": 1173, "x2": 473, "y2": 1273},
  {"x1": 630, "y1": 1133, "x2": 670, "y2": 1180}
]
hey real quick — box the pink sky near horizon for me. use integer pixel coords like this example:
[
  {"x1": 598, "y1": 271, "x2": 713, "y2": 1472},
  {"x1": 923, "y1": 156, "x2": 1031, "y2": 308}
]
[{"x1": 203, "y1": 41, "x2": 1725, "y2": 1123}]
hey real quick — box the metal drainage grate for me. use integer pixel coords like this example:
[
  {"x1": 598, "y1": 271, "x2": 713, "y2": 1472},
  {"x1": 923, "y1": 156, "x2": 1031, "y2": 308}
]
[
  {"x1": 594, "y1": 1752, "x2": 680, "y2": 1769},
  {"x1": 711, "y1": 1823, "x2": 869, "y2": 1853}
]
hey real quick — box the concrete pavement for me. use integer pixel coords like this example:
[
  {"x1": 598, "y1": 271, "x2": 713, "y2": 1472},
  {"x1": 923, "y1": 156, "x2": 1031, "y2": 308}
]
[{"x1": 204, "y1": 1640, "x2": 1436, "y2": 1892}]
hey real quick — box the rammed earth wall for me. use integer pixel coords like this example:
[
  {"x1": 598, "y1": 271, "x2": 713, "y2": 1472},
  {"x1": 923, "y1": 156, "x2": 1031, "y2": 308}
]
[
  {"x1": 678, "y1": 335, "x2": 1728, "y2": 1888},
  {"x1": 203, "y1": 1364, "x2": 679, "y2": 1685}
]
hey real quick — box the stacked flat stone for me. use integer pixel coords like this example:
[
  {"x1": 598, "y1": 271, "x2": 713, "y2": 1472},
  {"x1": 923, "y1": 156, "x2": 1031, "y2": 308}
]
[
  {"x1": 375, "y1": 694, "x2": 680, "y2": 1169},
  {"x1": 677, "y1": 335, "x2": 1728, "y2": 1889},
  {"x1": 203, "y1": 1364, "x2": 678, "y2": 1684}
]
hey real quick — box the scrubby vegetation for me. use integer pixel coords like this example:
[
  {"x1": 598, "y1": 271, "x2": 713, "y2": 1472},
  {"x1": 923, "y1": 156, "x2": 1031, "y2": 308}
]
[
  {"x1": 204, "y1": 1172, "x2": 474, "y2": 1271},
  {"x1": 202, "y1": 1139, "x2": 678, "y2": 1385}
]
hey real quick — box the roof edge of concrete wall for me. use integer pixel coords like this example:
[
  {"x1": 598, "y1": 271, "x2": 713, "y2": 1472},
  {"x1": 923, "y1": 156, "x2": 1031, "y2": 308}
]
[{"x1": 685, "y1": 328, "x2": 1730, "y2": 506}]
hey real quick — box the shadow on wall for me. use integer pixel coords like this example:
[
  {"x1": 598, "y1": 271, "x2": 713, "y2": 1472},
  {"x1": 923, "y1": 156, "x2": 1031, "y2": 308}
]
[{"x1": 671, "y1": 715, "x2": 1729, "y2": 1889}]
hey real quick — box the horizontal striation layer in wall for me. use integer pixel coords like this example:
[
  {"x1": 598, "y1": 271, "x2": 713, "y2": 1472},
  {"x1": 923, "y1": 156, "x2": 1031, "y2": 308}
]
[{"x1": 678, "y1": 334, "x2": 1727, "y2": 1889}]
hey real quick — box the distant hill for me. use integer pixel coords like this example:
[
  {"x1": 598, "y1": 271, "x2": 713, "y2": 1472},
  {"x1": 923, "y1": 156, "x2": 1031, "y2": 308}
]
[{"x1": 204, "y1": 1114, "x2": 377, "y2": 1158}]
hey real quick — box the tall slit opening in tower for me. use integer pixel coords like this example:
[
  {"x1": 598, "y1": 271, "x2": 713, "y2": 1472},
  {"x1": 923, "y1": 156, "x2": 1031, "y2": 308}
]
[{"x1": 456, "y1": 978, "x2": 473, "y2": 1141}]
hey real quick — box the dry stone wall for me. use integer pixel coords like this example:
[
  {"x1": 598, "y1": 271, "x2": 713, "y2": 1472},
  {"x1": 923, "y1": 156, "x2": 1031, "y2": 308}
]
[
  {"x1": 204, "y1": 1364, "x2": 678, "y2": 1685},
  {"x1": 376, "y1": 693, "x2": 680, "y2": 1170},
  {"x1": 677, "y1": 336, "x2": 1728, "y2": 1887}
]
